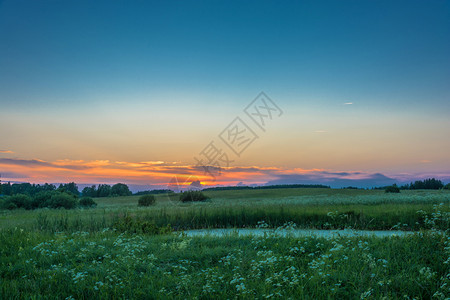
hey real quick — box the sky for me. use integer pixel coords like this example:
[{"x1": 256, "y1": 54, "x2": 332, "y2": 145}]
[{"x1": 1, "y1": 0, "x2": 449, "y2": 190}]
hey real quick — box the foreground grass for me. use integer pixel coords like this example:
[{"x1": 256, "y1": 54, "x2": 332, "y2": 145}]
[{"x1": 1, "y1": 228, "x2": 449, "y2": 299}]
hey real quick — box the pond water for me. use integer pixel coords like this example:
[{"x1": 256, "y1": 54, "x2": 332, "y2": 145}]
[{"x1": 180, "y1": 228, "x2": 416, "y2": 238}]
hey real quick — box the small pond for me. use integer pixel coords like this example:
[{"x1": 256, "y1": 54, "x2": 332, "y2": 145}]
[{"x1": 180, "y1": 228, "x2": 417, "y2": 238}]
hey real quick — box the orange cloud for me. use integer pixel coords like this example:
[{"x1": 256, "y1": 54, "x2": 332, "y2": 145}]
[{"x1": 2, "y1": 156, "x2": 439, "y2": 190}]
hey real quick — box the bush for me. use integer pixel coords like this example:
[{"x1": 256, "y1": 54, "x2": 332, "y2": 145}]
[
  {"x1": 46, "y1": 193, "x2": 78, "y2": 209},
  {"x1": 2, "y1": 194, "x2": 33, "y2": 210},
  {"x1": 444, "y1": 183, "x2": 450, "y2": 190},
  {"x1": 32, "y1": 191, "x2": 58, "y2": 209},
  {"x1": 79, "y1": 197, "x2": 97, "y2": 208},
  {"x1": 385, "y1": 185, "x2": 400, "y2": 193},
  {"x1": 138, "y1": 195, "x2": 156, "y2": 206},
  {"x1": 179, "y1": 191, "x2": 209, "y2": 202}
]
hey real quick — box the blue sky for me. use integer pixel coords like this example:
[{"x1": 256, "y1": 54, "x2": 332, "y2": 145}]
[
  {"x1": 1, "y1": 0, "x2": 449, "y2": 109},
  {"x1": 0, "y1": 0, "x2": 449, "y2": 187}
]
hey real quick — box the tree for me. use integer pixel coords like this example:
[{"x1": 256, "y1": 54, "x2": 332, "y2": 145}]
[
  {"x1": 410, "y1": 178, "x2": 443, "y2": 190},
  {"x1": 111, "y1": 183, "x2": 132, "y2": 196},
  {"x1": 2, "y1": 182, "x2": 12, "y2": 196},
  {"x1": 2, "y1": 194, "x2": 33, "y2": 210},
  {"x1": 82, "y1": 185, "x2": 97, "y2": 197},
  {"x1": 58, "y1": 182, "x2": 79, "y2": 196},
  {"x1": 11, "y1": 183, "x2": 33, "y2": 195},
  {"x1": 96, "y1": 184, "x2": 112, "y2": 197},
  {"x1": 32, "y1": 191, "x2": 58, "y2": 209},
  {"x1": 46, "y1": 193, "x2": 78, "y2": 209}
]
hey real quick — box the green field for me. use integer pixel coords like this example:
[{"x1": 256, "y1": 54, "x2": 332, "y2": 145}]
[{"x1": 1, "y1": 188, "x2": 449, "y2": 299}]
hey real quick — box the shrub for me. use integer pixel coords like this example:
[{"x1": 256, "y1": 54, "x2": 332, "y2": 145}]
[
  {"x1": 2, "y1": 194, "x2": 33, "y2": 210},
  {"x1": 138, "y1": 195, "x2": 156, "y2": 206},
  {"x1": 46, "y1": 193, "x2": 78, "y2": 209},
  {"x1": 444, "y1": 183, "x2": 450, "y2": 190},
  {"x1": 385, "y1": 185, "x2": 400, "y2": 193},
  {"x1": 79, "y1": 197, "x2": 97, "y2": 208},
  {"x1": 32, "y1": 191, "x2": 58, "y2": 209},
  {"x1": 179, "y1": 191, "x2": 209, "y2": 202}
]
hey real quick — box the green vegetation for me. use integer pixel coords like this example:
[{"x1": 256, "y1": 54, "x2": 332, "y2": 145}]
[
  {"x1": 138, "y1": 195, "x2": 156, "y2": 206},
  {"x1": 79, "y1": 197, "x2": 97, "y2": 208},
  {"x1": 45, "y1": 192, "x2": 79, "y2": 209},
  {"x1": 0, "y1": 191, "x2": 79, "y2": 210},
  {"x1": 385, "y1": 185, "x2": 400, "y2": 193},
  {"x1": 401, "y1": 178, "x2": 445, "y2": 190},
  {"x1": 1, "y1": 187, "x2": 449, "y2": 299},
  {"x1": 134, "y1": 189, "x2": 175, "y2": 195},
  {"x1": 180, "y1": 190, "x2": 210, "y2": 202},
  {"x1": 82, "y1": 183, "x2": 132, "y2": 197},
  {"x1": 203, "y1": 184, "x2": 330, "y2": 191}
]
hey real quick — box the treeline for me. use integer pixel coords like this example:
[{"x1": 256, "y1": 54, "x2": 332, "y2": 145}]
[
  {"x1": 0, "y1": 181, "x2": 133, "y2": 211},
  {"x1": 202, "y1": 184, "x2": 330, "y2": 191},
  {"x1": 81, "y1": 183, "x2": 132, "y2": 197},
  {"x1": 401, "y1": 178, "x2": 448, "y2": 190},
  {"x1": 134, "y1": 189, "x2": 174, "y2": 196},
  {"x1": 0, "y1": 182, "x2": 133, "y2": 197},
  {"x1": 0, "y1": 182, "x2": 79, "y2": 196},
  {"x1": 0, "y1": 182, "x2": 97, "y2": 210},
  {"x1": 375, "y1": 178, "x2": 450, "y2": 191}
]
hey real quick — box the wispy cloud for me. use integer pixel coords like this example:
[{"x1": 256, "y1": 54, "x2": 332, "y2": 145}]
[
  {"x1": 0, "y1": 150, "x2": 14, "y2": 153},
  {"x1": 0, "y1": 156, "x2": 448, "y2": 190},
  {"x1": 343, "y1": 102, "x2": 353, "y2": 105}
]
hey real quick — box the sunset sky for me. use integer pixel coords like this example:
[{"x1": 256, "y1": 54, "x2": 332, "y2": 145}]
[{"x1": 1, "y1": 0, "x2": 449, "y2": 190}]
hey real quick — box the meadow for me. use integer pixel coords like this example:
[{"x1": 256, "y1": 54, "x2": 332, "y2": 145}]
[{"x1": 1, "y1": 188, "x2": 449, "y2": 299}]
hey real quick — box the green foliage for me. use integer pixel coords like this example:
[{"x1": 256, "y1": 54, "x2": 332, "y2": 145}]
[
  {"x1": 2, "y1": 194, "x2": 33, "y2": 210},
  {"x1": 82, "y1": 185, "x2": 97, "y2": 197},
  {"x1": 111, "y1": 183, "x2": 132, "y2": 197},
  {"x1": 180, "y1": 191, "x2": 209, "y2": 202},
  {"x1": 203, "y1": 184, "x2": 330, "y2": 191},
  {"x1": 409, "y1": 178, "x2": 444, "y2": 190},
  {"x1": 0, "y1": 191, "x2": 81, "y2": 210},
  {"x1": 138, "y1": 195, "x2": 156, "y2": 206},
  {"x1": 385, "y1": 185, "x2": 400, "y2": 193},
  {"x1": 444, "y1": 183, "x2": 450, "y2": 190},
  {"x1": 46, "y1": 193, "x2": 78, "y2": 209},
  {"x1": 113, "y1": 215, "x2": 171, "y2": 234},
  {"x1": 0, "y1": 182, "x2": 12, "y2": 195},
  {"x1": 58, "y1": 182, "x2": 79, "y2": 196},
  {"x1": 134, "y1": 189, "x2": 174, "y2": 195},
  {"x1": 79, "y1": 197, "x2": 97, "y2": 208},
  {"x1": 97, "y1": 184, "x2": 112, "y2": 197},
  {"x1": 32, "y1": 191, "x2": 58, "y2": 209}
]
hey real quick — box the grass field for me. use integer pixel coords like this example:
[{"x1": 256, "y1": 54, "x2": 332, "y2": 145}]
[{"x1": 1, "y1": 188, "x2": 449, "y2": 299}]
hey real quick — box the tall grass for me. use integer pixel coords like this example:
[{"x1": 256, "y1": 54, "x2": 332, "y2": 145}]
[
  {"x1": 0, "y1": 189, "x2": 448, "y2": 232},
  {"x1": 0, "y1": 228, "x2": 448, "y2": 299}
]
